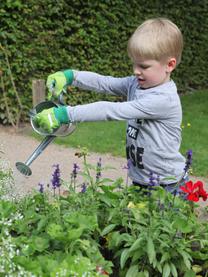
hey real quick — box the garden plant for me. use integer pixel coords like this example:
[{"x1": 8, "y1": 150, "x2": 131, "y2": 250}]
[{"x1": 0, "y1": 148, "x2": 208, "y2": 277}]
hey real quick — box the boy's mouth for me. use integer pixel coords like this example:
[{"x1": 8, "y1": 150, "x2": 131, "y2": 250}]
[{"x1": 138, "y1": 78, "x2": 145, "y2": 84}]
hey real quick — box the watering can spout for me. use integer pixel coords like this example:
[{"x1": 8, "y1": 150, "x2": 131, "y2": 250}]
[{"x1": 16, "y1": 136, "x2": 55, "y2": 176}]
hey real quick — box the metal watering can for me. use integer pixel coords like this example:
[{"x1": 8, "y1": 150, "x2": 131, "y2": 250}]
[{"x1": 16, "y1": 94, "x2": 76, "y2": 176}]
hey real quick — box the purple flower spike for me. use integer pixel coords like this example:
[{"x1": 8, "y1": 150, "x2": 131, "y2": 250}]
[
  {"x1": 80, "y1": 183, "x2": 87, "y2": 193},
  {"x1": 38, "y1": 183, "x2": 44, "y2": 193},
  {"x1": 71, "y1": 163, "x2": 80, "y2": 180},
  {"x1": 184, "y1": 149, "x2": 193, "y2": 173},
  {"x1": 96, "y1": 158, "x2": 102, "y2": 182},
  {"x1": 149, "y1": 172, "x2": 156, "y2": 187},
  {"x1": 51, "y1": 164, "x2": 61, "y2": 189}
]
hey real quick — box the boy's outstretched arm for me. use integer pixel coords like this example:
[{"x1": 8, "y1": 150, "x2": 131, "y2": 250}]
[
  {"x1": 46, "y1": 70, "x2": 133, "y2": 99},
  {"x1": 72, "y1": 71, "x2": 133, "y2": 97}
]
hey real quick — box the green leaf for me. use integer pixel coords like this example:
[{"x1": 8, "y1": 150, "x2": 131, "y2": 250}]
[
  {"x1": 67, "y1": 227, "x2": 84, "y2": 240},
  {"x1": 170, "y1": 262, "x2": 178, "y2": 277},
  {"x1": 173, "y1": 217, "x2": 193, "y2": 233},
  {"x1": 47, "y1": 223, "x2": 65, "y2": 240},
  {"x1": 98, "y1": 194, "x2": 113, "y2": 206},
  {"x1": 180, "y1": 250, "x2": 192, "y2": 269},
  {"x1": 147, "y1": 237, "x2": 156, "y2": 264},
  {"x1": 32, "y1": 236, "x2": 49, "y2": 252},
  {"x1": 37, "y1": 216, "x2": 48, "y2": 232},
  {"x1": 129, "y1": 237, "x2": 143, "y2": 252},
  {"x1": 160, "y1": 253, "x2": 170, "y2": 264},
  {"x1": 101, "y1": 224, "x2": 117, "y2": 236},
  {"x1": 162, "y1": 263, "x2": 171, "y2": 277},
  {"x1": 126, "y1": 265, "x2": 139, "y2": 277},
  {"x1": 120, "y1": 248, "x2": 130, "y2": 269}
]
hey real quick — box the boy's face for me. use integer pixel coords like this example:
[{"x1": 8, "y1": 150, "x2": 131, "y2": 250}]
[{"x1": 133, "y1": 57, "x2": 176, "y2": 89}]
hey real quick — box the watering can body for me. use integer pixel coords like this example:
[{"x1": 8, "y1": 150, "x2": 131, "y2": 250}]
[{"x1": 30, "y1": 100, "x2": 75, "y2": 137}]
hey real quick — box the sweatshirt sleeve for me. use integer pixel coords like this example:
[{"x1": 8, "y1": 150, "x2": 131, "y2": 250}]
[
  {"x1": 66, "y1": 93, "x2": 171, "y2": 123},
  {"x1": 72, "y1": 71, "x2": 133, "y2": 97}
]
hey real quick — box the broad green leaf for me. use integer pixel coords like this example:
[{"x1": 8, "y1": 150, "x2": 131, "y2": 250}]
[
  {"x1": 147, "y1": 237, "x2": 156, "y2": 264},
  {"x1": 173, "y1": 217, "x2": 193, "y2": 233},
  {"x1": 156, "y1": 262, "x2": 162, "y2": 273},
  {"x1": 115, "y1": 233, "x2": 133, "y2": 247},
  {"x1": 120, "y1": 249, "x2": 130, "y2": 269},
  {"x1": 32, "y1": 236, "x2": 49, "y2": 252},
  {"x1": 129, "y1": 237, "x2": 143, "y2": 252},
  {"x1": 170, "y1": 262, "x2": 178, "y2": 277},
  {"x1": 180, "y1": 250, "x2": 192, "y2": 269},
  {"x1": 101, "y1": 224, "x2": 117, "y2": 236},
  {"x1": 162, "y1": 263, "x2": 171, "y2": 277},
  {"x1": 47, "y1": 223, "x2": 65, "y2": 240},
  {"x1": 98, "y1": 194, "x2": 113, "y2": 206},
  {"x1": 67, "y1": 227, "x2": 83, "y2": 240}
]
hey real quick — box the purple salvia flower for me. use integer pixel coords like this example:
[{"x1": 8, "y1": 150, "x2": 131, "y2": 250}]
[
  {"x1": 147, "y1": 172, "x2": 158, "y2": 195},
  {"x1": 38, "y1": 183, "x2": 44, "y2": 193},
  {"x1": 80, "y1": 183, "x2": 87, "y2": 193},
  {"x1": 149, "y1": 172, "x2": 157, "y2": 187},
  {"x1": 51, "y1": 164, "x2": 61, "y2": 191},
  {"x1": 71, "y1": 163, "x2": 80, "y2": 180},
  {"x1": 184, "y1": 149, "x2": 193, "y2": 173},
  {"x1": 96, "y1": 158, "x2": 102, "y2": 182}
]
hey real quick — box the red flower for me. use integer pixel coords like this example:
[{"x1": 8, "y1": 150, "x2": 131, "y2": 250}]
[{"x1": 180, "y1": 180, "x2": 208, "y2": 202}]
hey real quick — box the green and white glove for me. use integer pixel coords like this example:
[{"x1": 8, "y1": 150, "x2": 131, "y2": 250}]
[
  {"x1": 34, "y1": 106, "x2": 70, "y2": 134},
  {"x1": 46, "y1": 70, "x2": 74, "y2": 100}
]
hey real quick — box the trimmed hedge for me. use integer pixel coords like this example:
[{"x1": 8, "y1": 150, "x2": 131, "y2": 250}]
[{"x1": 0, "y1": 0, "x2": 208, "y2": 124}]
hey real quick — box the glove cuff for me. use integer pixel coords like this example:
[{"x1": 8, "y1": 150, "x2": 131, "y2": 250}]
[
  {"x1": 63, "y1": 70, "x2": 74, "y2": 85},
  {"x1": 53, "y1": 106, "x2": 69, "y2": 124}
]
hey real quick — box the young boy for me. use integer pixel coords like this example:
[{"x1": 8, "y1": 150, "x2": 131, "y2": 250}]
[{"x1": 34, "y1": 18, "x2": 186, "y2": 191}]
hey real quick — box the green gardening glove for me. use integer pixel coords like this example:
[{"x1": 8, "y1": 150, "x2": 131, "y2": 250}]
[
  {"x1": 46, "y1": 70, "x2": 74, "y2": 100},
  {"x1": 34, "y1": 106, "x2": 70, "y2": 134}
]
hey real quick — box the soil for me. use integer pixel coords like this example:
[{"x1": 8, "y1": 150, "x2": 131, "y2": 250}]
[{"x1": 0, "y1": 125, "x2": 207, "y2": 210}]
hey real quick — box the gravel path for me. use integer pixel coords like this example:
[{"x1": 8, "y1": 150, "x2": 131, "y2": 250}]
[
  {"x1": 0, "y1": 125, "x2": 207, "y2": 208},
  {"x1": 0, "y1": 125, "x2": 127, "y2": 196}
]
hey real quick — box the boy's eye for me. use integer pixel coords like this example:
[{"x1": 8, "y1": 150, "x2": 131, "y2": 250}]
[
  {"x1": 134, "y1": 63, "x2": 150, "y2": 69},
  {"x1": 140, "y1": 64, "x2": 150, "y2": 69}
]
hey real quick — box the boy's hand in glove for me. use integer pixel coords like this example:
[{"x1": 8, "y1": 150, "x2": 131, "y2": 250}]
[
  {"x1": 34, "y1": 106, "x2": 70, "y2": 134},
  {"x1": 47, "y1": 70, "x2": 74, "y2": 99}
]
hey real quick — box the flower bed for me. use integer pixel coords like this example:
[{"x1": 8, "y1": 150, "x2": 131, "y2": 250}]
[{"x1": 0, "y1": 149, "x2": 208, "y2": 276}]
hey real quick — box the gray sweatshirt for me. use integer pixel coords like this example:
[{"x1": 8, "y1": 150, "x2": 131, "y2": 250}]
[{"x1": 67, "y1": 71, "x2": 185, "y2": 185}]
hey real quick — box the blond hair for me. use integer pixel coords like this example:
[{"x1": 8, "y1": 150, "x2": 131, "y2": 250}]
[{"x1": 127, "y1": 18, "x2": 183, "y2": 66}]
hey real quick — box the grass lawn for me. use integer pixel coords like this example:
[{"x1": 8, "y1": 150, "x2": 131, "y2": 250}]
[{"x1": 32, "y1": 90, "x2": 208, "y2": 177}]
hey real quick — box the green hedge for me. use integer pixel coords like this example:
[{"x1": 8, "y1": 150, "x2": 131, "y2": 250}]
[{"x1": 0, "y1": 0, "x2": 208, "y2": 124}]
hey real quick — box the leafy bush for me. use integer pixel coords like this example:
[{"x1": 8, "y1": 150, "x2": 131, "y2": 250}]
[
  {"x1": 0, "y1": 149, "x2": 208, "y2": 276},
  {"x1": 0, "y1": 0, "x2": 208, "y2": 124}
]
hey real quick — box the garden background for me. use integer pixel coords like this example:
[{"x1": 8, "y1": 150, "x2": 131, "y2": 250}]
[
  {"x1": 0, "y1": 0, "x2": 208, "y2": 123},
  {"x1": 1, "y1": 1, "x2": 208, "y2": 276}
]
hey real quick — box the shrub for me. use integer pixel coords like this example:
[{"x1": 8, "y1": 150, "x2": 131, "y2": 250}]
[{"x1": 0, "y1": 0, "x2": 208, "y2": 124}]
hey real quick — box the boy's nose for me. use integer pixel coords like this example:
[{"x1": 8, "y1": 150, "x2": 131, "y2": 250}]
[
  {"x1": 134, "y1": 68, "x2": 141, "y2": 76},
  {"x1": 133, "y1": 66, "x2": 141, "y2": 75}
]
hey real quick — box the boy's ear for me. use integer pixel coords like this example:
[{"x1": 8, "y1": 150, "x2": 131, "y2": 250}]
[{"x1": 166, "y1": 58, "x2": 176, "y2": 73}]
